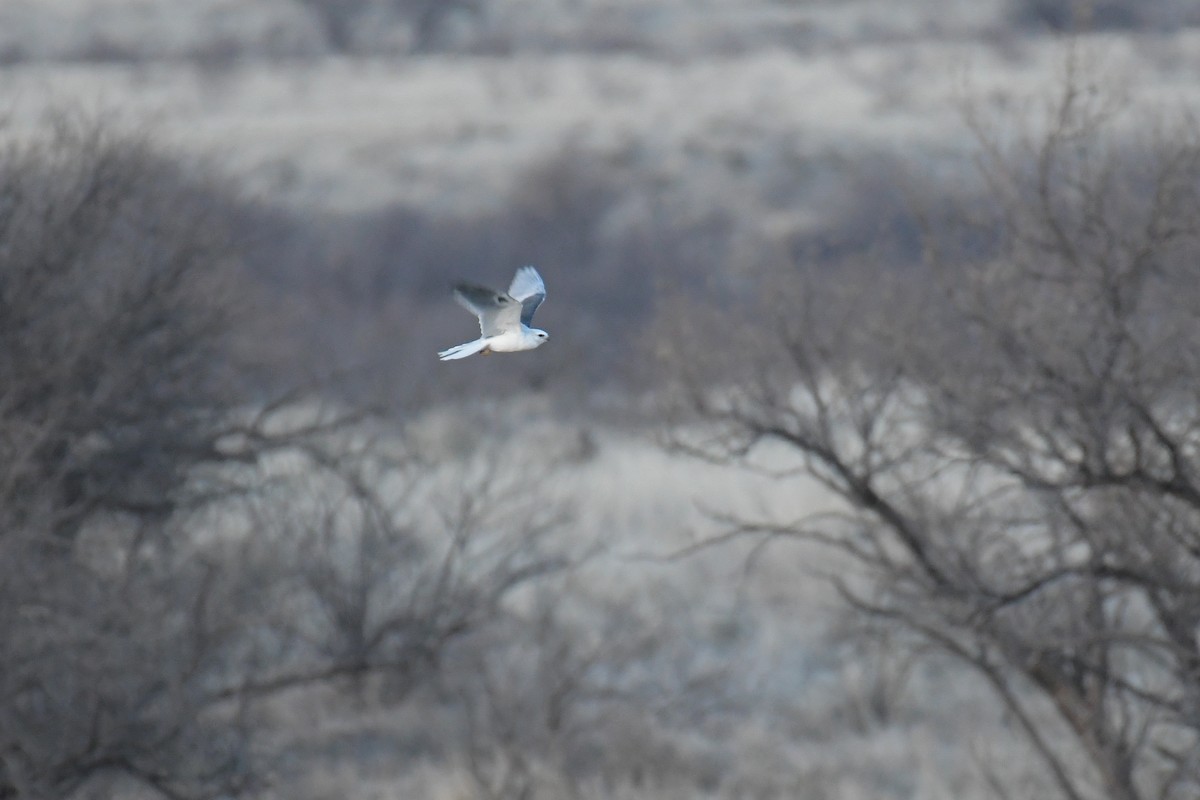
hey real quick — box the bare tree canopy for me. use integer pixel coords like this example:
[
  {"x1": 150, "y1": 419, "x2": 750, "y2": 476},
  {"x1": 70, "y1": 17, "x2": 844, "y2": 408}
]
[
  {"x1": 0, "y1": 121, "x2": 250, "y2": 540},
  {"x1": 662, "y1": 55, "x2": 1200, "y2": 800},
  {"x1": 0, "y1": 122, "x2": 580, "y2": 800}
]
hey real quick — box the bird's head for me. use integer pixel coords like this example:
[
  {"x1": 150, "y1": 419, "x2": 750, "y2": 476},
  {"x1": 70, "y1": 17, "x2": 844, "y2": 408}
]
[{"x1": 531, "y1": 329, "x2": 549, "y2": 347}]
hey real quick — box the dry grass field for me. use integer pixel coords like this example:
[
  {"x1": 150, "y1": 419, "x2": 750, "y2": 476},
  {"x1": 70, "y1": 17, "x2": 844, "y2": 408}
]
[{"x1": 3, "y1": 1, "x2": 1198, "y2": 213}]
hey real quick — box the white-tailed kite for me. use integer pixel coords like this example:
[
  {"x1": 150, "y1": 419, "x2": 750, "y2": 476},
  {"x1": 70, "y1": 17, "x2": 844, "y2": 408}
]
[{"x1": 438, "y1": 265, "x2": 549, "y2": 360}]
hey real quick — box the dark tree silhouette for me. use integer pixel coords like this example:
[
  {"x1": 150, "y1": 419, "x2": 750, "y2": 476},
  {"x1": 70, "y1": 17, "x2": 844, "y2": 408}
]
[{"x1": 663, "y1": 57, "x2": 1200, "y2": 800}]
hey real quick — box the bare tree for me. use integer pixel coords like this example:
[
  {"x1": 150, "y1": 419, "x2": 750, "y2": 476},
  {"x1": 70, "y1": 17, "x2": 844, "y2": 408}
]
[
  {"x1": 0, "y1": 520, "x2": 269, "y2": 799},
  {"x1": 448, "y1": 574, "x2": 752, "y2": 799},
  {"x1": 662, "y1": 56, "x2": 1200, "y2": 800},
  {"x1": 0, "y1": 119, "x2": 275, "y2": 799},
  {"x1": 0, "y1": 118, "x2": 593, "y2": 799},
  {"x1": 230, "y1": 429, "x2": 578, "y2": 706},
  {"x1": 0, "y1": 120, "x2": 250, "y2": 542}
]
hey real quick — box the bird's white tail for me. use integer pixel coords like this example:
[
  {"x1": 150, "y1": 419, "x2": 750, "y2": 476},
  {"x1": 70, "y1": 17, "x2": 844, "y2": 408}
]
[{"x1": 438, "y1": 338, "x2": 490, "y2": 360}]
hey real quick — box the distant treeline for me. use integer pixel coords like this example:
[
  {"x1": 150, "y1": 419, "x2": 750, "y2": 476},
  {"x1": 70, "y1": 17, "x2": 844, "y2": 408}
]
[
  {"x1": 3, "y1": 0, "x2": 1198, "y2": 66},
  {"x1": 231, "y1": 141, "x2": 967, "y2": 410}
]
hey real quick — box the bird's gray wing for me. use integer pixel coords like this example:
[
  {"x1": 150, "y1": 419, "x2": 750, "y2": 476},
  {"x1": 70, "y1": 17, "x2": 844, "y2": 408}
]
[
  {"x1": 453, "y1": 283, "x2": 523, "y2": 336},
  {"x1": 508, "y1": 265, "x2": 546, "y2": 327}
]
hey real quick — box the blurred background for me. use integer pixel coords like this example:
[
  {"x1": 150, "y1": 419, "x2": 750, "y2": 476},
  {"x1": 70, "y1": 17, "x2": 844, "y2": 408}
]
[
  {"x1": 3, "y1": 2, "x2": 1200, "y2": 799},
  {"x1": 4, "y1": 0, "x2": 1195, "y2": 409}
]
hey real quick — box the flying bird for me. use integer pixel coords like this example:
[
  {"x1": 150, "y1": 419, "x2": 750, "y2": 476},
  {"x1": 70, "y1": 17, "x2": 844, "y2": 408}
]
[{"x1": 438, "y1": 265, "x2": 549, "y2": 360}]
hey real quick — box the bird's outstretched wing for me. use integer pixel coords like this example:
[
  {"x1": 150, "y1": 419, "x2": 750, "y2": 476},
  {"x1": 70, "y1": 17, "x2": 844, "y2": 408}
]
[
  {"x1": 508, "y1": 265, "x2": 546, "y2": 327},
  {"x1": 453, "y1": 283, "x2": 523, "y2": 336}
]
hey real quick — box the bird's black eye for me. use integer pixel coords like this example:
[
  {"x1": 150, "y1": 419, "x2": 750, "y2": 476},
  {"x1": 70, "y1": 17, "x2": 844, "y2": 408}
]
[{"x1": 497, "y1": 295, "x2": 508, "y2": 303}]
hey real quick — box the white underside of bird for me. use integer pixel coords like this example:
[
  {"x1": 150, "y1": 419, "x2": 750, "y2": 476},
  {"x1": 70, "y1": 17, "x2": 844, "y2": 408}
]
[
  {"x1": 438, "y1": 265, "x2": 549, "y2": 361},
  {"x1": 436, "y1": 328, "x2": 545, "y2": 359}
]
